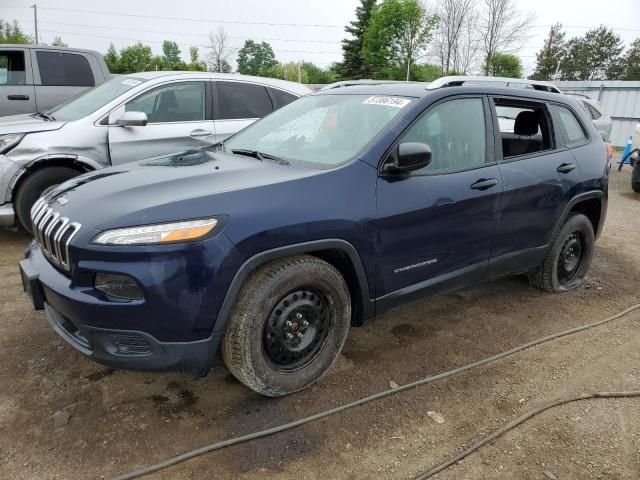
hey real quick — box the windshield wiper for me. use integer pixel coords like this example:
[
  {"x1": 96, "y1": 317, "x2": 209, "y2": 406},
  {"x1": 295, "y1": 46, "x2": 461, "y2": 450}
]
[
  {"x1": 231, "y1": 149, "x2": 290, "y2": 165},
  {"x1": 31, "y1": 112, "x2": 56, "y2": 121}
]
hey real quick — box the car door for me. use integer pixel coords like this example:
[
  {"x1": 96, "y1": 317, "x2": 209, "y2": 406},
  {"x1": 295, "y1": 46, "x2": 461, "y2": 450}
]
[
  {"x1": 0, "y1": 48, "x2": 36, "y2": 116},
  {"x1": 31, "y1": 50, "x2": 96, "y2": 111},
  {"x1": 376, "y1": 96, "x2": 502, "y2": 305},
  {"x1": 490, "y1": 97, "x2": 582, "y2": 275},
  {"x1": 212, "y1": 81, "x2": 274, "y2": 142},
  {"x1": 108, "y1": 81, "x2": 214, "y2": 165}
]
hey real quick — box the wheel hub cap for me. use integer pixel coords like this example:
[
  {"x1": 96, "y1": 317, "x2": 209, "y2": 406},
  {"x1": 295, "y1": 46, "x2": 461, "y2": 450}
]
[{"x1": 557, "y1": 233, "x2": 584, "y2": 284}]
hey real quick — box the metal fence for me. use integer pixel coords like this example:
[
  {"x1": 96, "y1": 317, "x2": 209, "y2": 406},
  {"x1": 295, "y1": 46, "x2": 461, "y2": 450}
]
[{"x1": 556, "y1": 81, "x2": 640, "y2": 147}]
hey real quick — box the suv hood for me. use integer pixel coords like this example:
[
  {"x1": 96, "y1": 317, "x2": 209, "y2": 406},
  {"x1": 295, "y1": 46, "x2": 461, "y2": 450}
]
[
  {"x1": 44, "y1": 149, "x2": 316, "y2": 231},
  {"x1": 0, "y1": 114, "x2": 66, "y2": 135}
]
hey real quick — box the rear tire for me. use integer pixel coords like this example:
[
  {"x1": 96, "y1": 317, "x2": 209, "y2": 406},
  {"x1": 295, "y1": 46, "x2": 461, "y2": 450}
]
[
  {"x1": 529, "y1": 213, "x2": 594, "y2": 293},
  {"x1": 222, "y1": 255, "x2": 351, "y2": 397},
  {"x1": 14, "y1": 167, "x2": 80, "y2": 233},
  {"x1": 632, "y1": 162, "x2": 640, "y2": 193}
]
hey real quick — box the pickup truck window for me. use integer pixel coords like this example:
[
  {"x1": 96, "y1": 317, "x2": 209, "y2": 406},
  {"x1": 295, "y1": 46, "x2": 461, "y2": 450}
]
[
  {"x1": 36, "y1": 51, "x2": 94, "y2": 87},
  {"x1": 0, "y1": 51, "x2": 26, "y2": 85},
  {"x1": 48, "y1": 76, "x2": 146, "y2": 121}
]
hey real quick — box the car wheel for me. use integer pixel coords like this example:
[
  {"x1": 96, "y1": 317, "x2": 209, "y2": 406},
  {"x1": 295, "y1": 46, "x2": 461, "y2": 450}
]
[
  {"x1": 222, "y1": 255, "x2": 351, "y2": 397},
  {"x1": 15, "y1": 167, "x2": 80, "y2": 233},
  {"x1": 632, "y1": 162, "x2": 640, "y2": 193},
  {"x1": 529, "y1": 213, "x2": 594, "y2": 293}
]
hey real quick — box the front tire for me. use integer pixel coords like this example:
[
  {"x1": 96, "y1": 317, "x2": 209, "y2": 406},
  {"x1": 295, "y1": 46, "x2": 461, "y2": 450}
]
[
  {"x1": 632, "y1": 161, "x2": 640, "y2": 193},
  {"x1": 14, "y1": 167, "x2": 80, "y2": 232},
  {"x1": 529, "y1": 213, "x2": 595, "y2": 292},
  {"x1": 222, "y1": 255, "x2": 351, "y2": 397}
]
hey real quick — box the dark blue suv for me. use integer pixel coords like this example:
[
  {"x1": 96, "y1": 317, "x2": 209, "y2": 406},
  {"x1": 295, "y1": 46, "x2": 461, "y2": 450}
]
[{"x1": 19, "y1": 84, "x2": 609, "y2": 396}]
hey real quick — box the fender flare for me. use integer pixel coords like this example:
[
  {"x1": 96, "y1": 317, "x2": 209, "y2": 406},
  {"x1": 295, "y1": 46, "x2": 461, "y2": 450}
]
[
  {"x1": 212, "y1": 239, "x2": 373, "y2": 333},
  {"x1": 547, "y1": 190, "x2": 604, "y2": 244}
]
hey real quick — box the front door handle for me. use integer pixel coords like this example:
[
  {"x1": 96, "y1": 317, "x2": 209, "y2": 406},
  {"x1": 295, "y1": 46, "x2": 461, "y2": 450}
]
[
  {"x1": 470, "y1": 178, "x2": 498, "y2": 190},
  {"x1": 189, "y1": 129, "x2": 213, "y2": 138},
  {"x1": 557, "y1": 163, "x2": 576, "y2": 174},
  {"x1": 8, "y1": 94, "x2": 29, "y2": 100}
]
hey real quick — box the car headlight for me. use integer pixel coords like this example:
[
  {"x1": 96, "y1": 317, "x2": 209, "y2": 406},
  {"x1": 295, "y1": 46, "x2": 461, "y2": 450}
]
[
  {"x1": 93, "y1": 218, "x2": 218, "y2": 245},
  {"x1": 0, "y1": 133, "x2": 25, "y2": 155}
]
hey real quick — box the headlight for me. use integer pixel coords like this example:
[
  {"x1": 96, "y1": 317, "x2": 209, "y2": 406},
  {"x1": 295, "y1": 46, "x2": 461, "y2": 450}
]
[
  {"x1": 0, "y1": 133, "x2": 25, "y2": 154},
  {"x1": 93, "y1": 218, "x2": 218, "y2": 245}
]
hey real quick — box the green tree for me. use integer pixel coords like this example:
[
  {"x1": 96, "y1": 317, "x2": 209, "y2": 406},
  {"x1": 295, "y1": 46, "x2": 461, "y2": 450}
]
[
  {"x1": 51, "y1": 36, "x2": 68, "y2": 47},
  {"x1": 616, "y1": 38, "x2": 640, "y2": 80},
  {"x1": 118, "y1": 42, "x2": 155, "y2": 73},
  {"x1": 269, "y1": 62, "x2": 309, "y2": 83},
  {"x1": 302, "y1": 62, "x2": 337, "y2": 84},
  {"x1": 488, "y1": 52, "x2": 522, "y2": 77},
  {"x1": 413, "y1": 63, "x2": 444, "y2": 82},
  {"x1": 104, "y1": 43, "x2": 121, "y2": 73},
  {"x1": 530, "y1": 23, "x2": 566, "y2": 80},
  {"x1": 363, "y1": 0, "x2": 439, "y2": 81},
  {"x1": 161, "y1": 40, "x2": 185, "y2": 70},
  {"x1": 236, "y1": 40, "x2": 277, "y2": 76},
  {"x1": 337, "y1": 0, "x2": 377, "y2": 79},
  {"x1": 0, "y1": 20, "x2": 32, "y2": 44},
  {"x1": 185, "y1": 47, "x2": 208, "y2": 72},
  {"x1": 560, "y1": 26, "x2": 623, "y2": 80}
]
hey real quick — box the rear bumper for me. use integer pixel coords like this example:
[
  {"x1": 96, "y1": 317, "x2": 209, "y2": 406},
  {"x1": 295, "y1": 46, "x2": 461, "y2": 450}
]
[{"x1": 0, "y1": 203, "x2": 14, "y2": 227}]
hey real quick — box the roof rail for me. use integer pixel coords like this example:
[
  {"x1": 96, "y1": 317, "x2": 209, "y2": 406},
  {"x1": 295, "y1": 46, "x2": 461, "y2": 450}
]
[{"x1": 427, "y1": 75, "x2": 563, "y2": 94}]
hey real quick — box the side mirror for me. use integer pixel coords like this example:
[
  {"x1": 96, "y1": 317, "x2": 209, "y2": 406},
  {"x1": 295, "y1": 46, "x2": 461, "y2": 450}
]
[
  {"x1": 384, "y1": 142, "x2": 432, "y2": 174},
  {"x1": 115, "y1": 111, "x2": 148, "y2": 127}
]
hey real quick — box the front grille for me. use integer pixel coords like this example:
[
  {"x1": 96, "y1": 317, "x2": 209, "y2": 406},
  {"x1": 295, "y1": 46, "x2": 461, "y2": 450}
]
[{"x1": 30, "y1": 197, "x2": 81, "y2": 271}]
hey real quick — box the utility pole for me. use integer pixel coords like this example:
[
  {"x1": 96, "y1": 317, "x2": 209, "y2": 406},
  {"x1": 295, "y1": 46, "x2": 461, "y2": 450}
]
[
  {"x1": 297, "y1": 62, "x2": 302, "y2": 83},
  {"x1": 31, "y1": 4, "x2": 39, "y2": 44}
]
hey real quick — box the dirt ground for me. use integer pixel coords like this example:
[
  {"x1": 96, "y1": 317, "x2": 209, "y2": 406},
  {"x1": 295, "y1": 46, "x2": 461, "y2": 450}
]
[{"x1": 1, "y1": 169, "x2": 639, "y2": 480}]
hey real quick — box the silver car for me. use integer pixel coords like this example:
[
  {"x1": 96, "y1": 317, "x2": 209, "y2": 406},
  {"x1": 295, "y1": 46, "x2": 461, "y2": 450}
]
[
  {"x1": 0, "y1": 72, "x2": 312, "y2": 230},
  {"x1": 565, "y1": 94, "x2": 613, "y2": 142}
]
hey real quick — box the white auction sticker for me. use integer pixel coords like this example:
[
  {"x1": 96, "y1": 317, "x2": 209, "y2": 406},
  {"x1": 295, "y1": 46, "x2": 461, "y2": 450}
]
[
  {"x1": 363, "y1": 96, "x2": 411, "y2": 108},
  {"x1": 121, "y1": 78, "x2": 142, "y2": 86}
]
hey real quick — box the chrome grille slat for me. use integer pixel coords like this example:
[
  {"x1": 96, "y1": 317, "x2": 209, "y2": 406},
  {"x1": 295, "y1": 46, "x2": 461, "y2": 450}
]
[{"x1": 30, "y1": 199, "x2": 81, "y2": 272}]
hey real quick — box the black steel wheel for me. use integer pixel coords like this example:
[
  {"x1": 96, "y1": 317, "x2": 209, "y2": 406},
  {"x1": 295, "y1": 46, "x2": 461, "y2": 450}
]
[{"x1": 556, "y1": 233, "x2": 584, "y2": 285}]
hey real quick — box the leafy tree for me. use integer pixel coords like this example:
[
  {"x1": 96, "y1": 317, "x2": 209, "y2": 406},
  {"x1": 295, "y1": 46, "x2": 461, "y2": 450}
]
[
  {"x1": 560, "y1": 26, "x2": 623, "y2": 80},
  {"x1": 488, "y1": 52, "x2": 522, "y2": 77},
  {"x1": 619, "y1": 38, "x2": 640, "y2": 80},
  {"x1": 186, "y1": 47, "x2": 208, "y2": 72},
  {"x1": 104, "y1": 43, "x2": 121, "y2": 73},
  {"x1": 161, "y1": 40, "x2": 185, "y2": 70},
  {"x1": 0, "y1": 19, "x2": 32, "y2": 44},
  {"x1": 269, "y1": 62, "x2": 309, "y2": 83},
  {"x1": 363, "y1": 0, "x2": 438, "y2": 81},
  {"x1": 413, "y1": 63, "x2": 444, "y2": 82},
  {"x1": 236, "y1": 40, "x2": 277, "y2": 76},
  {"x1": 337, "y1": 0, "x2": 377, "y2": 79},
  {"x1": 530, "y1": 24, "x2": 566, "y2": 80},
  {"x1": 118, "y1": 42, "x2": 155, "y2": 73},
  {"x1": 51, "y1": 36, "x2": 68, "y2": 47},
  {"x1": 302, "y1": 62, "x2": 337, "y2": 84}
]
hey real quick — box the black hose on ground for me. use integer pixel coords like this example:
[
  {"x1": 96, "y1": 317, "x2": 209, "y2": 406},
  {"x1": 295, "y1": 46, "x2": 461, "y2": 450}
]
[
  {"x1": 414, "y1": 390, "x2": 640, "y2": 479},
  {"x1": 113, "y1": 303, "x2": 640, "y2": 480}
]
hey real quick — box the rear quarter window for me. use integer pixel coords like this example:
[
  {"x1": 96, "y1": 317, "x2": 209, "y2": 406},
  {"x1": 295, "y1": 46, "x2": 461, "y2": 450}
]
[
  {"x1": 36, "y1": 51, "x2": 95, "y2": 87},
  {"x1": 552, "y1": 105, "x2": 588, "y2": 146},
  {"x1": 269, "y1": 88, "x2": 298, "y2": 109}
]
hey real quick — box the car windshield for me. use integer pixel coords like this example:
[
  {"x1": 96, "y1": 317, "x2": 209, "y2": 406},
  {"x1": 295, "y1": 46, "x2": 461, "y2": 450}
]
[
  {"x1": 47, "y1": 76, "x2": 147, "y2": 121},
  {"x1": 222, "y1": 94, "x2": 413, "y2": 169}
]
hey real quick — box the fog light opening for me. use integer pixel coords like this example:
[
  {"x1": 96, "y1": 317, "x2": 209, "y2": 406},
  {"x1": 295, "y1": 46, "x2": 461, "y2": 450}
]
[{"x1": 94, "y1": 273, "x2": 143, "y2": 301}]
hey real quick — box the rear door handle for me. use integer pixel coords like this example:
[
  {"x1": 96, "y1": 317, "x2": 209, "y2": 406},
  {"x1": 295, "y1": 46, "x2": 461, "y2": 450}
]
[
  {"x1": 557, "y1": 163, "x2": 576, "y2": 174},
  {"x1": 470, "y1": 178, "x2": 498, "y2": 190},
  {"x1": 8, "y1": 94, "x2": 29, "y2": 100},
  {"x1": 189, "y1": 129, "x2": 213, "y2": 138}
]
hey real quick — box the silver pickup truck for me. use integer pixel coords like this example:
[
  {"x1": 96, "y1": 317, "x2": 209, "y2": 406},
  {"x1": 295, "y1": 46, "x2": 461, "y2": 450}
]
[{"x1": 1, "y1": 44, "x2": 110, "y2": 117}]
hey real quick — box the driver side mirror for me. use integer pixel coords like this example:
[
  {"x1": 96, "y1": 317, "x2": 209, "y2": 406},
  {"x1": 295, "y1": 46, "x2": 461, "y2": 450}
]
[
  {"x1": 383, "y1": 142, "x2": 432, "y2": 174},
  {"x1": 113, "y1": 111, "x2": 148, "y2": 127}
]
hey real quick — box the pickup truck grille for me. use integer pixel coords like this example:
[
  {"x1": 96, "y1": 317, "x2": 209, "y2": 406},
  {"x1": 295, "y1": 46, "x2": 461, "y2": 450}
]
[{"x1": 30, "y1": 197, "x2": 81, "y2": 271}]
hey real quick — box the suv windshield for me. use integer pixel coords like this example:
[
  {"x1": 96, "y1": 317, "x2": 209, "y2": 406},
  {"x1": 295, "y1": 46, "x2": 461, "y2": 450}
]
[
  {"x1": 223, "y1": 94, "x2": 413, "y2": 169},
  {"x1": 48, "y1": 77, "x2": 146, "y2": 121}
]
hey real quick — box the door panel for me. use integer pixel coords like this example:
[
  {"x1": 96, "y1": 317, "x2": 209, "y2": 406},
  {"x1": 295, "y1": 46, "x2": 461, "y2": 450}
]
[
  {"x1": 376, "y1": 96, "x2": 501, "y2": 300},
  {"x1": 108, "y1": 81, "x2": 215, "y2": 165},
  {"x1": 0, "y1": 48, "x2": 36, "y2": 115}
]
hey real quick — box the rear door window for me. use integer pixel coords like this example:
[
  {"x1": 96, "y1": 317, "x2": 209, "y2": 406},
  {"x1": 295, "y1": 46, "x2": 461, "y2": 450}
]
[
  {"x1": 492, "y1": 99, "x2": 554, "y2": 159},
  {"x1": 552, "y1": 105, "x2": 588, "y2": 146},
  {"x1": 216, "y1": 82, "x2": 273, "y2": 120},
  {"x1": 0, "y1": 50, "x2": 27, "y2": 85},
  {"x1": 36, "y1": 51, "x2": 94, "y2": 87}
]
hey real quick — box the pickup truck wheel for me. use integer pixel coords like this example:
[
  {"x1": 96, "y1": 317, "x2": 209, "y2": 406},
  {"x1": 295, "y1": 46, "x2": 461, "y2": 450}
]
[
  {"x1": 529, "y1": 213, "x2": 594, "y2": 292},
  {"x1": 632, "y1": 162, "x2": 640, "y2": 193},
  {"x1": 222, "y1": 255, "x2": 351, "y2": 397},
  {"x1": 14, "y1": 167, "x2": 80, "y2": 233}
]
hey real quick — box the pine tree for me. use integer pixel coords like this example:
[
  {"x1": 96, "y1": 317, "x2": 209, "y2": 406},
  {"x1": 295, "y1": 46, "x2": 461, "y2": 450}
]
[
  {"x1": 622, "y1": 38, "x2": 640, "y2": 80},
  {"x1": 337, "y1": 0, "x2": 377, "y2": 79},
  {"x1": 530, "y1": 23, "x2": 566, "y2": 80},
  {"x1": 560, "y1": 26, "x2": 623, "y2": 80}
]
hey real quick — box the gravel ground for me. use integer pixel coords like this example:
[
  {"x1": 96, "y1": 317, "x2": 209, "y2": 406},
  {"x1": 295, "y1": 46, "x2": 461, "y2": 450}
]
[{"x1": 0, "y1": 169, "x2": 639, "y2": 480}]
